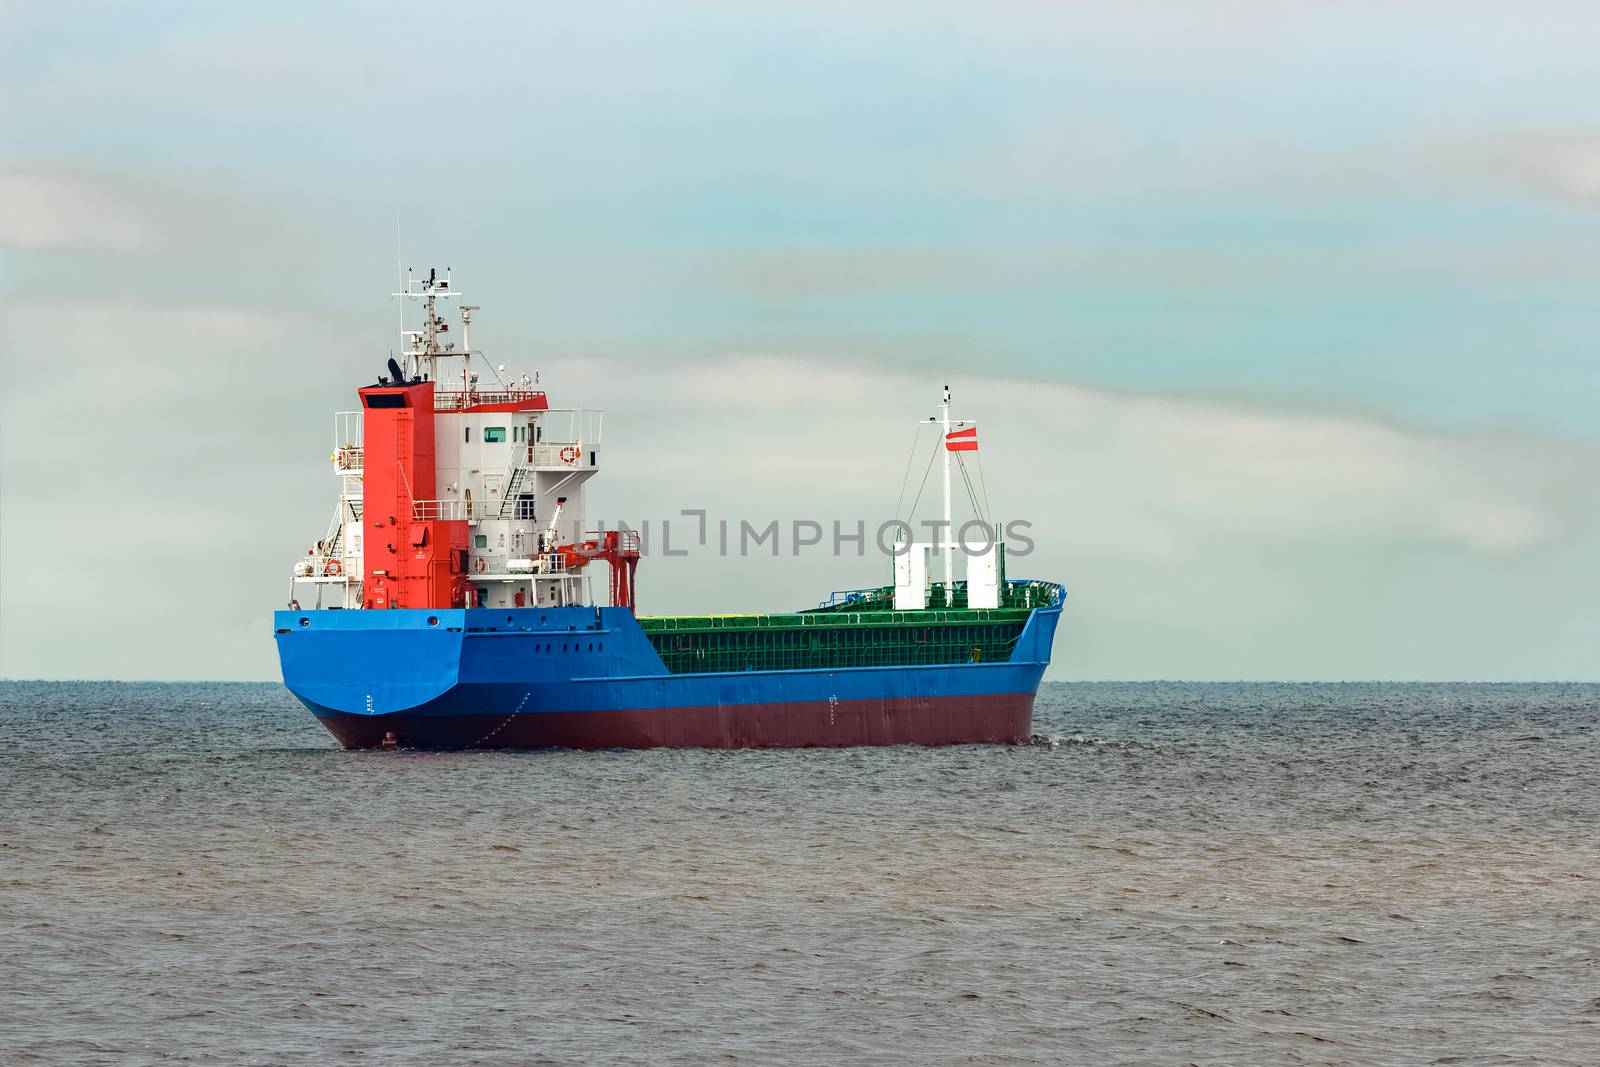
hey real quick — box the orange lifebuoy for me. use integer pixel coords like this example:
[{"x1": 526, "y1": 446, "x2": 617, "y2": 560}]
[
  {"x1": 324, "y1": 558, "x2": 343, "y2": 576},
  {"x1": 559, "y1": 445, "x2": 580, "y2": 465},
  {"x1": 475, "y1": 556, "x2": 488, "y2": 574}
]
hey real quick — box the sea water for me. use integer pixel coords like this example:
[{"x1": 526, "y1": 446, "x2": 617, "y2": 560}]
[{"x1": 2, "y1": 681, "x2": 1596, "y2": 1065}]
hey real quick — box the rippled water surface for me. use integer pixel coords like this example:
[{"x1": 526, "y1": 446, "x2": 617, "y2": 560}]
[{"x1": 3, "y1": 681, "x2": 1598, "y2": 1065}]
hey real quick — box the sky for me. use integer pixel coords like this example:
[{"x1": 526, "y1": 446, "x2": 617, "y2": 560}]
[{"x1": 1, "y1": 1, "x2": 1598, "y2": 681}]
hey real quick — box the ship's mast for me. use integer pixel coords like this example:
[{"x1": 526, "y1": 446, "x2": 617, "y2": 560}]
[
  {"x1": 392, "y1": 268, "x2": 461, "y2": 381},
  {"x1": 942, "y1": 384, "x2": 953, "y2": 607},
  {"x1": 917, "y1": 385, "x2": 967, "y2": 607}
]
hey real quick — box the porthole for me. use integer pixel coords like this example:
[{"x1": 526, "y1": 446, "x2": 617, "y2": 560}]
[
  {"x1": 298, "y1": 617, "x2": 310, "y2": 628},
  {"x1": 427, "y1": 616, "x2": 439, "y2": 627}
]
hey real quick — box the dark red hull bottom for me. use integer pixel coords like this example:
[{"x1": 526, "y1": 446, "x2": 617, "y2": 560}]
[{"x1": 315, "y1": 692, "x2": 1037, "y2": 750}]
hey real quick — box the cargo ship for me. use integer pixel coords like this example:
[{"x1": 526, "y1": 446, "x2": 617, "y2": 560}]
[{"x1": 273, "y1": 271, "x2": 1064, "y2": 749}]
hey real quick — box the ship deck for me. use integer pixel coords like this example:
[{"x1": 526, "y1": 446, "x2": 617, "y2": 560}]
[{"x1": 636, "y1": 580, "x2": 1059, "y2": 674}]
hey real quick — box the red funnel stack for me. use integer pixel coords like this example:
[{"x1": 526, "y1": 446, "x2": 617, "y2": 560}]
[{"x1": 359, "y1": 380, "x2": 468, "y2": 610}]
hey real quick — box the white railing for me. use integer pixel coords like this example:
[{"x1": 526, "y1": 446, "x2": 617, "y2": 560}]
[
  {"x1": 414, "y1": 496, "x2": 550, "y2": 521},
  {"x1": 292, "y1": 554, "x2": 355, "y2": 580},
  {"x1": 474, "y1": 553, "x2": 573, "y2": 576},
  {"x1": 414, "y1": 499, "x2": 475, "y2": 520},
  {"x1": 434, "y1": 389, "x2": 548, "y2": 412},
  {"x1": 530, "y1": 441, "x2": 593, "y2": 469},
  {"x1": 587, "y1": 529, "x2": 642, "y2": 553},
  {"x1": 332, "y1": 445, "x2": 363, "y2": 473},
  {"x1": 538, "y1": 408, "x2": 603, "y2": 447},
  {"x1": 330, "y1": 411, "x2": 363, "y2": 474},
  {"x1": 332, "y1": 411, "x2": 363, "y2": 445}
]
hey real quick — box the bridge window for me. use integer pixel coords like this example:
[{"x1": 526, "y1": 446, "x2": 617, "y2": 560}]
[
  {"x1": 483, "y1": 426, "x2": 506, "y2": 443},
  {"x1": 474, "y1": 534, "x2": 488, "y2": 548}
]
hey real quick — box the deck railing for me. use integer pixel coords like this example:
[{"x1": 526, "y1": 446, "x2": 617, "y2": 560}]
[
  {"x1": 529, "y1": 442, "x2": 593, "y2": 468},
  {"x1": 433, "y1": 389, "x2": 548, "y2": 412},
  {"x1": 810, "y1": 578, "x2": 1060, "y2": 613},
  {"x1": 413, "y1": 499, "x2": 473, "y2": 520},
  {"x1": 293, "y1": 554, "x2": 356, "y2": 580},
  {"x1": 332, "y1": 445, "x2": 363, "y2": 473}
]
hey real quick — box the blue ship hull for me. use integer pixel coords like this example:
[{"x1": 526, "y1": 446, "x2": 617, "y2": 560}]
[{"x1": 274, "y1": 590, "x2": 1063, "y2": 749}]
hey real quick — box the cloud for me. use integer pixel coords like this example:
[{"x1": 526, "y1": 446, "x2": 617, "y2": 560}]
[
  {"x1": 0, "y1": 171, "x2": 167, "y2": 250},
  {"x1": 557, "y1": 354, "x2": 1590, "y2": 561},
  {"x1": 0, "y1": 297, "x2": 364, "y2": 678},
  {"x1": 1512, "y1": 137, "x2": 1600, "y2": 205}
]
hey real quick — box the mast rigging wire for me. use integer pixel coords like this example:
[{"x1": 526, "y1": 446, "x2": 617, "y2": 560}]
[
  {"x1": 973, "y1": 447, "x2": 994, "y2": 529},
  {"x1": 476, "y1": 351, "x2": 510, "y2": 389},
  {"x1": 904, "y1": 435, "x2": 941, "y2": 526},
  {"x1": 954, "y1": 454, "x2": 986, "y2": 527},
  {"x1": 893, "y1": 424, "x2": 925, "y2": 520}
]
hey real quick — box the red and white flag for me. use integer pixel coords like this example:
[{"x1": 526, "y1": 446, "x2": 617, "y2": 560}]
[{"x1": 945, "y1": 425, "x2": 978, "y2": 452}]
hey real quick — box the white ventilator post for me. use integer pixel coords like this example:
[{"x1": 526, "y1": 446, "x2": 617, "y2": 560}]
[{"x1": 942, "y1": 384, "x2": 953, "y2": 607}]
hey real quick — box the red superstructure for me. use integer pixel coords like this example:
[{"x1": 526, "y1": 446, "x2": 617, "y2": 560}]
[
  {"x1": 287, "y1": 270, "x2": 632, "y2": 615},
  {"x1": 359, "y1": 379, "x2": 469, "y2": 610}
]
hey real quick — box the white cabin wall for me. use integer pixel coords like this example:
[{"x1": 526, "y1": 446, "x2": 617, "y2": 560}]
[
  {"x1": 340, "y1": 512, "x2": 362, "y2": 587},
  {"x1": 432, "y1": 410, "x2": 599, "y2": 605},
  {"x1": 438, "y1": 411, "x2": 530, "y2": 520},
  {"x1": 434, "y1": 412, "x2": 462, "y2": 500}
]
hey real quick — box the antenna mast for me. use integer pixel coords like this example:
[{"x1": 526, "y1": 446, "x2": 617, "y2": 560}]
[
  {"x1": 391, "y1": 267, "x2": 461, "y2": 381},
  {"x1": 942, "y1": 384, "x2": 953, "y2": 607}
]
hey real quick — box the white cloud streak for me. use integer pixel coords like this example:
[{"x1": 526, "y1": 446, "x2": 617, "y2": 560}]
[
  {"x1": 1513, "y1": 137, "x2": 1600, "y2": 204},
  {"x1": 575, "y1": 354, "x2": 1586, "y2": 559},
  {"x1": 0, "y1": 171, "x2": 164, "y2": 250}
]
